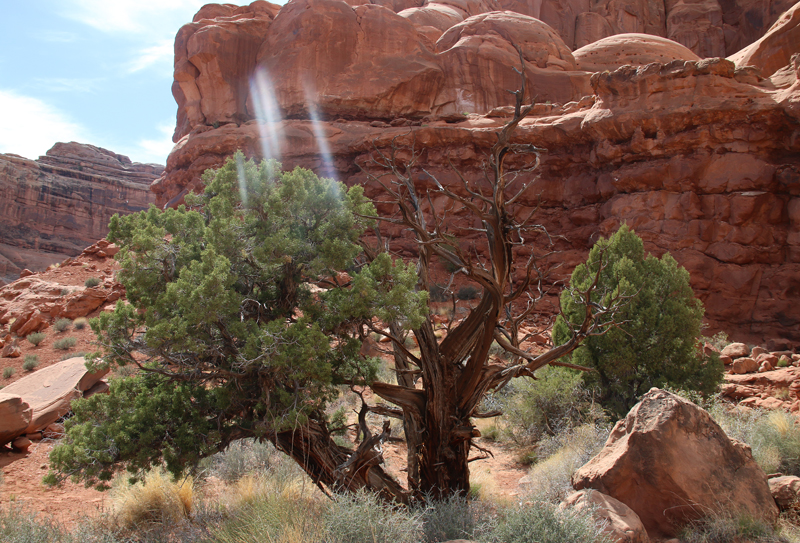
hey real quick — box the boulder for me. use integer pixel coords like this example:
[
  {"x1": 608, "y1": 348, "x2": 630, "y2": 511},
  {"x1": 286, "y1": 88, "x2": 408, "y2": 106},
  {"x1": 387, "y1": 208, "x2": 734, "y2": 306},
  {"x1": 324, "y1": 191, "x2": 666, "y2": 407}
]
[
  {"x1": 563, "y1": 489, "x2": 650, "y2": 543},
  {"x1": 721, "y1": 342, "x2": 750, "y2": 359},
  {"x1": 731, "y1": 357, "x2": 758, "y2": 374},
  {"x1": 2, "y1": 357, "x2": 110, "y2": 434},
  {"x1": 1, "y1": 343, "x2": 20, "y2": 358},
  {"x1": 769, "y1": 475, "x2": 800, "y2": 509},
  {"x1": 572, "y1": 389, "x2": 779, "y2": 538},
  {"x1": 0, "y1": 393, "x2": 32, "y2": 444},
  {"x1": 11, "y1": 435, "x2": 31, "y2": 451}
]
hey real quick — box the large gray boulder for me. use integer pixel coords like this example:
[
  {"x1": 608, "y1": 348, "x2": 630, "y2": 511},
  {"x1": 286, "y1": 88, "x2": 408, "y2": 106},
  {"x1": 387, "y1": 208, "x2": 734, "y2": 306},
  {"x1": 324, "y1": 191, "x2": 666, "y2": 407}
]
[{"x1": 572, "y1": 389, "x2": 778, "y2": 537}]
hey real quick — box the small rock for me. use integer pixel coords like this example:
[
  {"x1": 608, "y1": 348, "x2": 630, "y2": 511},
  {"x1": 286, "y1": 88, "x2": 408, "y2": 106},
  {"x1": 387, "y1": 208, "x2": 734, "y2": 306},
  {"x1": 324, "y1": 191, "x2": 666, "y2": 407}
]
[
  {"x1": 720, "y1": 355, "x2": 733, "y2": 365},
  {"x1": 752, "y1": 346, "x2": 768, "y2": 358},
  {"x1": 11, "y1": 436, "x2": 31, "y2": 451},
  {"x1": 769, "y1": 476, "x2": 800, "y2": 509},
  {"x1": 1, "y1": 343, "x2": 21, "y2": 358},
  {"x1": 18, "y1": 269, "x2": 34, "y2": 278},
  {"x1": 563, "y1": 489, "x2": 650, "y2": 543}
]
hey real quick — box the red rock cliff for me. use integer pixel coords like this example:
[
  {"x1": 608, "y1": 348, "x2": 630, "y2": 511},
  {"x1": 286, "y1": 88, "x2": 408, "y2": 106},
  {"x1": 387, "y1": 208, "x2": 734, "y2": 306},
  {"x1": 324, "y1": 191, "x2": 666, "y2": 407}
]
[
  {"x1": 0, "y1": 143, "x2": 160, "y2": 285},
  {"x1": 155, "y1": 0, "x2": 800, "y2": 347}
]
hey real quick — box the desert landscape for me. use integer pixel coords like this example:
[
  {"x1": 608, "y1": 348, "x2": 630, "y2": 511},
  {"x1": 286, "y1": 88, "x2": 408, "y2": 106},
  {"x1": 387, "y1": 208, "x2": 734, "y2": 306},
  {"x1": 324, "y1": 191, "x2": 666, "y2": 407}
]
[{"x1": 2, "y1": 0, "x2": 800, "y2": 542}]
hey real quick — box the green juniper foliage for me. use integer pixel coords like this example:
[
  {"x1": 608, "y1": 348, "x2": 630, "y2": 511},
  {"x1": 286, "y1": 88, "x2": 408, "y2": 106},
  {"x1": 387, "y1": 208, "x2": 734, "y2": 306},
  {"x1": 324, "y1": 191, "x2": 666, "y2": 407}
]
[
  {"x1": 552, "y1": 225, "x2": 723, "y2": 417},
  {"x1": 48, "y1": 153, "x2": 427, "y2": 489}
]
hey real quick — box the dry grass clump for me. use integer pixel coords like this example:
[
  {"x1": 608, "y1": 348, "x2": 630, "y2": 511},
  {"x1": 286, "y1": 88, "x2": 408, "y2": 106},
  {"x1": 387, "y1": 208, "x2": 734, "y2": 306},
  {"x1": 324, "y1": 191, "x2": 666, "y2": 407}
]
[{"x1": 110, "y1": 468, "x2": 193, "y2": 531}]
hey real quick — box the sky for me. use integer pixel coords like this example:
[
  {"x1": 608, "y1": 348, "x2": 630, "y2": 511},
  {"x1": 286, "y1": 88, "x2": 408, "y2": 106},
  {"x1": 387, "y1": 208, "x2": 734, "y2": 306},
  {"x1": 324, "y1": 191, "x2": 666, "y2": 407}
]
[{"x1": 0, "y1": 0, "x2": 283, "y2": 165}]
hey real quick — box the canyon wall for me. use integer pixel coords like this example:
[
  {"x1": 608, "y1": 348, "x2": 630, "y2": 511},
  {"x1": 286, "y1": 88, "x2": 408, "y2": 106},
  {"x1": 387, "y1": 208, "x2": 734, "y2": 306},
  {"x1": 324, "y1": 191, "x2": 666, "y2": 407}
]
[
  {"x1": 155, "y1": 0, "x2": 800, "y2": 347},
  {"x1": 0, "y1": 143, "x2": 160, "y2": 285}
]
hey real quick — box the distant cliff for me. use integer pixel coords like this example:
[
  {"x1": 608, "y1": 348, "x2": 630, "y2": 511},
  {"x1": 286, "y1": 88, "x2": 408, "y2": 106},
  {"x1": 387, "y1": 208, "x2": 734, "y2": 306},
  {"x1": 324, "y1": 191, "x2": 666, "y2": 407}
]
[{"x1": 0, "y1": 142, "x2": 160, "y2": 285}]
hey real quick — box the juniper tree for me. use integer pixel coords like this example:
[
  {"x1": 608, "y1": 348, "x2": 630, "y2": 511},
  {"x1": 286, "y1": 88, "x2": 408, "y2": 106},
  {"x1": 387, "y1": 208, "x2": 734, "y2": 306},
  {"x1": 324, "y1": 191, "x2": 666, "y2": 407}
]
[{"x1": 50, "y1": 79, "x2": 627, "y2": 500}]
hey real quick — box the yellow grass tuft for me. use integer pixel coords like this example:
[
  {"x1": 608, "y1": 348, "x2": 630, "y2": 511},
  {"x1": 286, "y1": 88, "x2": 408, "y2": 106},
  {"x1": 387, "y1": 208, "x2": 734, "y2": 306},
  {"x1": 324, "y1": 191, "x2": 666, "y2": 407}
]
[{"x1": 111, "y1": 468, "x2": 193, "y2": 530}]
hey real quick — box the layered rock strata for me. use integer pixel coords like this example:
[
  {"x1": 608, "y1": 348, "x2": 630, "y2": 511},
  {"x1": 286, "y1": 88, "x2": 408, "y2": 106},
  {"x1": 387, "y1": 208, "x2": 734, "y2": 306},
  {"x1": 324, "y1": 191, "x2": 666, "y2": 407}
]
[
  {"x1": 0, "y1": 143, "x2": 160, "y2": 284},
  {"x1": 155, "y1": 1, "x2": 800, "y2": 346}
]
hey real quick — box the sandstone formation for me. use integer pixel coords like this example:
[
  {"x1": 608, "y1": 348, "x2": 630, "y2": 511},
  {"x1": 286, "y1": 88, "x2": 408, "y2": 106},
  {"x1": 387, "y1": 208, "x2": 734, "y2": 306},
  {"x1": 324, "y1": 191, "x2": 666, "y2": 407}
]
[
  {"x1": 729, "y1": 1, "x2": 800, "y2": 77},
  {"x1": 572, "y1": 389, "x2": 779, "y2": 537},
  {"x1": 0, "y1": 240, "x2": 124, "y2": 336},
  {"x1": 0, "y1": 143, "x2": 159, "y2": 284},
  {"x1": 769, "y1": 475, "x2": 800, "y2": 509},
  {"x1": 0, "y1": 357, "x2": 109, "y2": 445},
  {"x1": 0, "y1": 393, "x2": 32, "y2": 444},
  {"x1": 152, "y1": 1, "x2": 800, "y2": 346}
]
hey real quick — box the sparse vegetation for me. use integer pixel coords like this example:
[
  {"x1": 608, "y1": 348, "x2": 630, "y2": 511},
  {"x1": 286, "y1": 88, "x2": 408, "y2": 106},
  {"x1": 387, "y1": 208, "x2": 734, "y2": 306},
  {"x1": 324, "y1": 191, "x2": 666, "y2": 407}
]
[
  {"x1": 53, "y1": 337, "x2": 77, "y2": 350},
  {"x1": 490, "y1": 500, "x2": 611, "y2": 543},
  {"x1": 60, "y1": 352, "x2": 86, "y2": 361},
  {"x1": 53, "y1": 318, "x2": 72, "y2": 332},
  {"x1": 3, "y1": 367, "x2": 15, "y2": 379},
  {"x1": 84, "y1": 277, "x2": 101, "y2": 288},
  {"x1": 73, "y1": 317, "x2": 88, "y2": 330},
  {"x1": 110, "y1": 468, "x2": 193, "y2": 532},
  {"x1": 679, "y1": 511, "x2": 787, "y2": 543},
  {"x1": 27, "y1": 332, "x2": 46, "y2": 346},
  {"x1": 457, "y1": 285, "x2": 479, "y2": 300},
  {"x1": 23, "y1": 354, "x2": 39, "y2": 372}
]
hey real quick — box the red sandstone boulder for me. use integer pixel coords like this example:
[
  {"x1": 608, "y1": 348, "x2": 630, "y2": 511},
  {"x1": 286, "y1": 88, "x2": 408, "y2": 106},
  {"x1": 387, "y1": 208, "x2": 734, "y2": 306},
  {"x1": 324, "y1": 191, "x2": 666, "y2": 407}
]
[
  {"x1": 572, "y1": 389, "x2": 778, "y2": 537},
  {"x1": 2, "y1": 357, "x2": 110, "y2": 434},
  {"x1": 0, "y1": 393, "x2": 32, "y2": 444},
  {"x1": 721, "y1": 342, "x2": 750, "y2": 359},
  {"x1": 731, "y1": 357, "x2": 758, "y2": 374}
]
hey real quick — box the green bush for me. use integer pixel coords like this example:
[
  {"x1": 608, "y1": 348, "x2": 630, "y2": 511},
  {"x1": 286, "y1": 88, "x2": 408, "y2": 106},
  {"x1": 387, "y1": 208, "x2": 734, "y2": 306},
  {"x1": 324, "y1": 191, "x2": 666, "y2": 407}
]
[
  {"x1": 552, "y1": 225, "x2": 723, "y2": 418},
  {"x1": 53, "y1": 318, "x2": 72, "y2": 332},
  {"x1": 84, "y1": 277, "x2": 101, "y2": 288},
  {"x1": 53, "y1": 337, "x2": 77, "y2": 350},
  {"x1": 209, "y1": 439, "x2": 280, "y2": 484},
  {"x1": 27, "y1": 332, "x2": 46, "y2": 346},
  {"x1": 3, "y1": 367, "x2": 16, "y2": 379},
  {"x1": 457, "y1": 285, "x2": 479, "y2": 300},
  {"x1": 0, "y1": 506, "x2": 65, "y2": 543},
  {"x1": 501, "y1": 366, "x2": 593, "y2": 446},
  {"x1": 73, "y1": 317, "x2": 89, "y2": 330},
  {"x1": 490, "y1": 501, "x2": 610, "y2": 543},
  {"x1": 23, "y1": 355, "x2": 39, "y2": 372}
]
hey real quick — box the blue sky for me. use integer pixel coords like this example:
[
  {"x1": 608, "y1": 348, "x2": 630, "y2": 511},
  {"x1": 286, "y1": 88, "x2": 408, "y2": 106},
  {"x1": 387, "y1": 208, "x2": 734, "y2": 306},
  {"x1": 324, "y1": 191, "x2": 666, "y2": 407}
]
[{"x1": 0, "y1": 0, "x2": 279, "y2": 165}]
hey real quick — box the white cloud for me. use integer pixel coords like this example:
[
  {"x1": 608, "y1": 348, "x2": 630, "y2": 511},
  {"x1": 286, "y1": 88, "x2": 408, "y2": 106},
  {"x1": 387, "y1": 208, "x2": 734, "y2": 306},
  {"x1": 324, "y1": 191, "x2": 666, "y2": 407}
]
[
  {"x1": 129, "y1": 123, "x2": 176, "y2": 165},
  {"x1": 62, "y1": 0, "x2": 235, "y2": 35},
  {"x1": 127, "y1": 40, "x2": 174, "y2": 74},
  {"x1": 0, "y1": 90, "x2": 89, "y2": 160},
  {"x1": 33, "y1": 77, "x2": 102, "y2": 93}
]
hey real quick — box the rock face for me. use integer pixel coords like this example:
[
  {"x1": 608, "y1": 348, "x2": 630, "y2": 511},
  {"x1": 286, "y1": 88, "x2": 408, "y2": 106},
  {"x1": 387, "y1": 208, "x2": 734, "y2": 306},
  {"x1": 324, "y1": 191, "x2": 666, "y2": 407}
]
[
  {"x1": 0, "y1": 142, "x2": 160, "y2": 284},
  {"x1": 154, "y1": 1, "x2": 800, "y2": 346},
  {"x1": 572, "y1": 389, "x2": 779, "y2": 537},
  {"x1": 0, "y1": 393, "x2": 32, "y2": 444}
]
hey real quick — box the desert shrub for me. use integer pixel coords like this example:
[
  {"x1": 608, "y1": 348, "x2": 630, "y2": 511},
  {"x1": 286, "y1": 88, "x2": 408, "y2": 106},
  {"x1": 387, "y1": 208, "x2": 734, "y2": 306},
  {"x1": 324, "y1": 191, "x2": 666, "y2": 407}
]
[
  {"x1": 27, "y1": 332, "x2": 46, "y2": 346},
  {"x1": 23, "y1": 355, "x2": 39, "y2": 372},
  {"x1": 501, "y1": 366, "x2": 594, "y2": 446},
  {"x1": 84, "y1": 277, "x2": 101, "y2": 288},
  {"x1": 3, "y1": 367, "x2": 16, "y2": 379},
  {"x1": 709, "y1": 403, "x2": 800, "y2": 476},
  {"x1": 60, "y1": 352, "x2": 86, "y2": 361},
  {"x1": 0, "y1": 506, "x2": 65, "y2": 543},
  {"x1": 457, "y1": 285, "x2": 479, "y2": 300},
  {"x1": 73, "y1": 317, "x2": 88, "y2": 330},
  {"x1": 110, "y1": 468, "x2": 193, "y2": 531},
  {"x1": 324, "y1": 490, "x2": 423, "y2": 543},
  {"x1": 553, "y1": 225, "x2": 724, "y2": 418},
  {"x1": 490, "y1": 500, "x2": 611, "y2": 543},
  {"x1": 523, "y1": 423, "x2": 611, "y2": 503},
  {"x1": 53, "y1": 318, "x2": 72, "y2": 332},
  {"x1": 209, "y1": 439, "x2": 281, "y2": 484},
  {"x1": 679, "y1": 511, "x2": 787, "y2": 543},
  {"x1": 60, "y1": 288, "x2": 71, "y2": 296},
  {"x1": 53, "y1": 337, "x2": 77, "y2": 350},
  {"x1": 417, "y1": 495, "x2": 496, "y2": 542}
]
